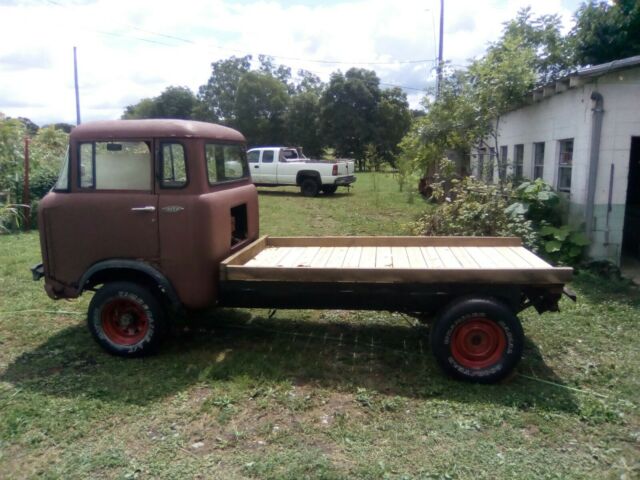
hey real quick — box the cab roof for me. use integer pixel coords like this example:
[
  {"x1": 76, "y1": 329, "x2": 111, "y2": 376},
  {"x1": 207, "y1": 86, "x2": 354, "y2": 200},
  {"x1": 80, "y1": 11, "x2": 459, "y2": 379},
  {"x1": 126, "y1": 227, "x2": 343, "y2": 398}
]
[{"x1": 70, "y1": 119, "x2": 245, "y2": 142}]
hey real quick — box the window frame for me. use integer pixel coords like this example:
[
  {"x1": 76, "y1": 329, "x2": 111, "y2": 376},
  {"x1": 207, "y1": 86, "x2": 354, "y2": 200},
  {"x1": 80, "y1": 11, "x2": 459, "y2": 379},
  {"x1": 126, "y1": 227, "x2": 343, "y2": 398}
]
[
  {"x1": 204, "y1": 141, "x2": 250, "y2": 187},
  {"x1": 557, "y1": 138, "x2": 574, "y2": 193},
  {"x1": 533, "y1": 142, "x2": 545, "y2": 179},
  {"x1": 159, "y1": 140, "x2": 189, "y2": 189},
  {"x1": 77, "y1": 139, "x2": 154, "y2": 192},
  {"x1": 513, "y1": 144, "x2": 524, "y2": 178}
]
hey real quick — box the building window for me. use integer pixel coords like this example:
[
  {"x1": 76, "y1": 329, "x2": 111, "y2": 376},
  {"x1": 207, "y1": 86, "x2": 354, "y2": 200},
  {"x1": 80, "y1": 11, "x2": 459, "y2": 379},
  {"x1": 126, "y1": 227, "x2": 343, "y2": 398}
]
[
  {"x1": 557, "y1": 139, "x2": 573, "y2": 192},
  {"x1": 533, "y1": 142, "x2": 545, "y2": 179},
  {"x1": 514, "y1": 144, "x2": 524, "y2": 178},
  {"x1": 499, "y1": 145, "x2": 508, "y2": 180}
]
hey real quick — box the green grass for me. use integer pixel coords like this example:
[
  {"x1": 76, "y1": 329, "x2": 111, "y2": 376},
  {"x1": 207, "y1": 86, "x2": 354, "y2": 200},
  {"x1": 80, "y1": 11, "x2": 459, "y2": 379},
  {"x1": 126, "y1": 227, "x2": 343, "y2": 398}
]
[{"x1": 0, "y1": 172, "x2": 638, "y2": 479}]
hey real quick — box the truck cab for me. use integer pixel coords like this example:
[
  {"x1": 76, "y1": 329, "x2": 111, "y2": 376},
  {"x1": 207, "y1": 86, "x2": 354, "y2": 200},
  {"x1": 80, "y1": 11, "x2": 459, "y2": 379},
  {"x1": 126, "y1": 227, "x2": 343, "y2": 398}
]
[{"x1": 36, "y1": 120, "x2": 259, "y2": 312}]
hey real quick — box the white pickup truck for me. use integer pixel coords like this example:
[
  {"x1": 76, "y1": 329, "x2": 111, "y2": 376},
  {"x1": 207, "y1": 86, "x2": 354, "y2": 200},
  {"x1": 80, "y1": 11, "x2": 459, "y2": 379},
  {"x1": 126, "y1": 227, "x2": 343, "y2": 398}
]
[{"x1": 247, "y1": 147, "x2": 356, "y2": 196}]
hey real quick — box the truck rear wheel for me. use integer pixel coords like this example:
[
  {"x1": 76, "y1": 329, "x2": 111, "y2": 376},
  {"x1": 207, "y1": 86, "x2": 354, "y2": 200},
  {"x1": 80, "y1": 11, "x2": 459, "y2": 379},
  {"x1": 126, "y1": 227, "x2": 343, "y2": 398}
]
[
  {"x1": 88, "y1": 281, "x2": 166, "y2": 357},
  {"x1": 430, "y1": 297, "x2": 523, "y2": 383},
  {"x1": 321, "y1": 185, "x2": 338, "y2": 195},
  {"x1": 300, "y1": 178, "x2": 320, "y2": 197}
]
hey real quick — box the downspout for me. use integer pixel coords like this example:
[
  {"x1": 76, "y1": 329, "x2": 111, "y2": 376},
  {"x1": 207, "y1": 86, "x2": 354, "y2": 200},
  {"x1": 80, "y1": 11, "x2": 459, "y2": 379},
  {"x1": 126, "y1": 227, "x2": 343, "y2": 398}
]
[{"x1": 585, "y1": 91, "x2": 604, "y2": 240}]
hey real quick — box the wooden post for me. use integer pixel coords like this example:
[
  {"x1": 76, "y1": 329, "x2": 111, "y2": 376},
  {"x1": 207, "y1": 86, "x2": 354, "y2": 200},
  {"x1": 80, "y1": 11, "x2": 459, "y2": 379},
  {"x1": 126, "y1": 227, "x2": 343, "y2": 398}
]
[{"x1": 23, "y1": 137, "x2": 30, "y2": 230}]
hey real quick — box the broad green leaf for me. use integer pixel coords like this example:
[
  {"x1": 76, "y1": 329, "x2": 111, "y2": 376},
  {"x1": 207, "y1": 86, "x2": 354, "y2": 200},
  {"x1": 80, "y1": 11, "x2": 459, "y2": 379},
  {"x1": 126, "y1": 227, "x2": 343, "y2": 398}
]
[{"x1": 545, "y1": 240, "x2": 562, "y2": 253}]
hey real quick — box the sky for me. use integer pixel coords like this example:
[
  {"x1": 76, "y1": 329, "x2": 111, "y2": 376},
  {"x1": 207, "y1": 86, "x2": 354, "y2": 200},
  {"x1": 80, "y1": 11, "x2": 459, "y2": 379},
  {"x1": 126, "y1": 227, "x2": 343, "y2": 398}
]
[{"x1": 0, "y1": 0, "x2": 584, "y2": 126}]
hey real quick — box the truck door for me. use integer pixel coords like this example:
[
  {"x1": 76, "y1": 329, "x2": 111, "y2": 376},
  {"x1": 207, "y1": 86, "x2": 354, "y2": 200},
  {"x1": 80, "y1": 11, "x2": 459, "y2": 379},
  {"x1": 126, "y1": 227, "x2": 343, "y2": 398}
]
[
  {"x1": 44, "y1": 139, "x2": 159, "y2": 285},
  {"x1": 259, "y1": 149, "x2": 277, "y2": 184},
  {"x1": 248, "y1": 150, "x2": 260, "y2": 183}
]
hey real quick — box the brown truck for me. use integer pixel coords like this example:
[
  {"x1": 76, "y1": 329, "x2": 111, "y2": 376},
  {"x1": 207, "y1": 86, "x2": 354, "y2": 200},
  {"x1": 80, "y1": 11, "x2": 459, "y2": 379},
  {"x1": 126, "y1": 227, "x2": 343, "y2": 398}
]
[{"x1": 32, "y1": 119, "x2": 574, "y2": 383}]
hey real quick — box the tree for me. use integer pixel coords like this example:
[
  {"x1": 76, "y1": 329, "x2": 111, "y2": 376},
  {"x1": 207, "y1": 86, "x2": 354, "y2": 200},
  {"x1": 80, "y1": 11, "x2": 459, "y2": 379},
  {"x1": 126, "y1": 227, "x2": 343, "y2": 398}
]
[
  {"x1": 286, "y1": 91, "x2": 324, "y2": 157},
  {"x1": 234, "y1": 71, "x2": 289, "y2": 146},
  {"x1": 502, "y1": 7, "x2": 575, "y2": 84},
  {"x1": 0, "y1": 118, "x2": 25, "y2": 202},
  {"x1": 320, "y1": 68, "x2": 382, "y2": 169},
  {"x1": 122, "y1": 86, "x2": 200, "y2": 120},
  {"x1": 197, "y1": 55, "x2": 252, "y2": 123},
  {"x1": 570, "y1": 0, "x2": 640, "y2": 66},
  {"x1": 375, "y1": 88, "x2": 411, "y2": 167},
  {"x1": 258, "y1": 55, "x2": 294, "y2": 93}
]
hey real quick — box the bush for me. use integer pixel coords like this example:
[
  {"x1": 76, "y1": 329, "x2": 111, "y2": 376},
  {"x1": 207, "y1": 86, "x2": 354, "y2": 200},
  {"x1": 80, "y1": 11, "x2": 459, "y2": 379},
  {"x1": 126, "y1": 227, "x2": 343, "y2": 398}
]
[{"x1": 411, "y1": 176, "x2": 539, "y2": 249}]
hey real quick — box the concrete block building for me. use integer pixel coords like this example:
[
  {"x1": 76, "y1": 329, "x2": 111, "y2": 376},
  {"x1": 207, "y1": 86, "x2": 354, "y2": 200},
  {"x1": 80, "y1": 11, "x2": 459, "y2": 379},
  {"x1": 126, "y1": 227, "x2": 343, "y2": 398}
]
[{"x1": 472, "y1": 56, "x2": 640, "y2": 268}]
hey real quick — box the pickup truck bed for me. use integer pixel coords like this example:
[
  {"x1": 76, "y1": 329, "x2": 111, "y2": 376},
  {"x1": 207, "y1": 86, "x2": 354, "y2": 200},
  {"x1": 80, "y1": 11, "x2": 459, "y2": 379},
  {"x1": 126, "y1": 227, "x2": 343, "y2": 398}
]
[
  {"x1": 219, "y1": 235, "x2": 571, "y2": 313},
  {"x1": 221, "y1": 235, "x2": 572, "y2": 284}
]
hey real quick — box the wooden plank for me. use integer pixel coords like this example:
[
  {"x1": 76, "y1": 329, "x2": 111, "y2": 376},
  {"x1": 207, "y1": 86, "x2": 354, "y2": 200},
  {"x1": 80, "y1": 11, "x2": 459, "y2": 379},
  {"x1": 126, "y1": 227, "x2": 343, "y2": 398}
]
[
  {"x1": 309, "y1": 247, "x2": 334, "y2": 268},
  {"x1": 225, "y1": 265, "x2": 574, "y2": 284},
  {"x1": 510, "y1": 247, "x2": 552, "y2": 268},
  {"x1": 391, "y1": 247, "x2": 411, "y2": 268},
  {"x1": 245, "y1": 247, "x2": 286, "y2": 267},
  {"x1": 342, "y1": 247, "x2": 362, "y2": 268},
  {"x1": 495, "y1": 246, "x2": 533, "y2": 268},
  {"x1": 221, "y1": 235, "x2": 268, "y2": 266},
  {"x1": 359, "y1": 247, "x2": 377, "y2": 268},
  {"x1": 464, "y1": 247, "x2": 496, "y2": 268},
  {"x1": 268, "y1": 236, "x2": 523, "y2": 248},
  {"x1": 294, "y1": 246, "x2": 321, "y2": 267},
  {"x1": 435, "y1": 247, "x2": 462, "y2": 268},
  {"x1": 421, "y1": 247, "x2": 444, "y2": 268},
  {"x1": 325, "y1": 247, "x2": 349, "y2": 268},
  {"x1": 449, "y1": 247, "x2": 478, "y2": 269},
  {"x1": 376, "y1": 246, "x2": 393, "y2": 268},
  {"x1": 276, "y1": 247, "x2": 308, "y2": 268},
  {"x1": 481, "y1": 247, "x2": 514, "y2": 268},
  {"x1": 406, "y1": 247, "x2": 427, "y2": 269}
]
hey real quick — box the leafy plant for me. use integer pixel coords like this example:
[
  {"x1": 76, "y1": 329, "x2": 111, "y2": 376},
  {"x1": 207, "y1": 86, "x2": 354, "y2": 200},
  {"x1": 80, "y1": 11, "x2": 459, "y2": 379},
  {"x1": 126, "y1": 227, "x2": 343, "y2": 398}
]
[
  {"x1": 506, "y1": 178, "x2": 561, "y2": 226},
  {"x1": 540, "y1": 224, "x2": 589, "y2": 264},
  {"x1": 411, "y1": 176, "x2": 539, "y2": 249}
]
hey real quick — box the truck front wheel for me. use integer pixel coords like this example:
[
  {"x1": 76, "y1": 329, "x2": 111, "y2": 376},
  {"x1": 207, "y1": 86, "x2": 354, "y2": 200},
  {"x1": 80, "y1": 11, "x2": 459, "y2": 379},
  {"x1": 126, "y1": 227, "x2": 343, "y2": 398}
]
[
  {"x1": 300, "y1": 178, "x2": 320, "y2": 197},
  {"x1": 88, "y1": 281, "x2": 167, "y2": 357},
  {"x1": 430, "y1": 297, "x2": 523, "y2": 383}
]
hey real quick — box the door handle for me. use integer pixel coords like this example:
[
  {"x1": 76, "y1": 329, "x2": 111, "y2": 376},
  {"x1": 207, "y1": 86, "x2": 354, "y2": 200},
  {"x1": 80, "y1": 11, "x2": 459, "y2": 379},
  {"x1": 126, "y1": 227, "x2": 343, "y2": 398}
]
[
  {"x1": 131, "y1": 206, "x2": 156, "y2": 212},
  {"x1": 254, "y1": 165, "x2": 259, "y2": 168}
]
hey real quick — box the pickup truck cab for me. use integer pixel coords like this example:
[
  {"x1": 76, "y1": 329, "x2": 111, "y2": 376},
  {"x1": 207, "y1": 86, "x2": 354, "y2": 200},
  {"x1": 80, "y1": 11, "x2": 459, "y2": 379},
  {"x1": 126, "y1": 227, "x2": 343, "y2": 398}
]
[
  {"x1": 247, "y1": 146, "x2": 355, "y2": 196},
  {"x1": 32, "y1": 119, "x2": 574, "y2": 383}
]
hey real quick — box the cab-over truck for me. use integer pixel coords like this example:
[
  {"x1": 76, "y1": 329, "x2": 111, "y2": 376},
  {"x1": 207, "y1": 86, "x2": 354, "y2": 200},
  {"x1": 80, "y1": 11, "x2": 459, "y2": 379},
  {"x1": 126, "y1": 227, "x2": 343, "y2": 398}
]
[{"x1": 32, "y1": 120, "x2": 574, "y2": 383}]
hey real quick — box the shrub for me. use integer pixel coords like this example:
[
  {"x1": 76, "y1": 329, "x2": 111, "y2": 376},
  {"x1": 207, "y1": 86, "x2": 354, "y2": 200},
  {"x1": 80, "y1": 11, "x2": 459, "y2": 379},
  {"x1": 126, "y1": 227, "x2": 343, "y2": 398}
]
[{"x1": 411, "y1": 176, "x2": 539, "y2": 249}]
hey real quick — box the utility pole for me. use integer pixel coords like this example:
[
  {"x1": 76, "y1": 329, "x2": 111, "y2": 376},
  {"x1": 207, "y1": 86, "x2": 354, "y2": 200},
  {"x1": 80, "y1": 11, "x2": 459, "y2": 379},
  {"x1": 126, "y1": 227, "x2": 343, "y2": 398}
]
[
  {"x1": 436, "y1": 0, "x2": 444, "y2": 97},
  {"x1": 74, "y1": 46, "x2": 81, "y2": 125}
]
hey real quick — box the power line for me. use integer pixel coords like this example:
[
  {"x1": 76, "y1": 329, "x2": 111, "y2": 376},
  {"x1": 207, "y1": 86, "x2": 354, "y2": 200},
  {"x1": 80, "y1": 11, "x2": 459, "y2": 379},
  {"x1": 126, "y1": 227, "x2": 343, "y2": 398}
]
[{"x1": 43, "y1": 0, "x2": 437, "y2": 67}]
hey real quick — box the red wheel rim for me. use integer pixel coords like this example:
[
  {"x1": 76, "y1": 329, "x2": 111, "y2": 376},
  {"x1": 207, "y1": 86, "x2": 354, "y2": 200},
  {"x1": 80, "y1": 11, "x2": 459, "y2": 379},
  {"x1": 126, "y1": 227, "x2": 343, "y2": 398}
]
[
  {"x1": 101, "y1": 298, "x2": 149, "y2": 346},
  {"x1": 451, "y1": 317, "x2": 507, "y2": 369}
]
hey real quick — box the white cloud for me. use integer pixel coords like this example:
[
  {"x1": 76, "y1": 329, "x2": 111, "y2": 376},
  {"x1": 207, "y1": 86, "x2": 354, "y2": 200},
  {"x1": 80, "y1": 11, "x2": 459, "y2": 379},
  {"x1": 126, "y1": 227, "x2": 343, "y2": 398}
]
[{"x1": 0, "y1": 0, "x2": 580, "y2": 125}]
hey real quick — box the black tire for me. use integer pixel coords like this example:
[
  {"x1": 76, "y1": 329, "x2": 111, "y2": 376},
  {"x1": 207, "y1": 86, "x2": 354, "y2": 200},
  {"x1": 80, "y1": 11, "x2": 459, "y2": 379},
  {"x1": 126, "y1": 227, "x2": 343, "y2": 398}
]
[
  {"x1": 300, "y1": 178, "x2": 320, "y2": 197},
  {"x1": 88, "y1": 281, "x2": 167, "y2": 357},
  {"x1": 430, "y1": 297, "x2": 524, "y2": 383},
  {"x1": 321, "y1": 185, "x2": 338, "y2": 195}
]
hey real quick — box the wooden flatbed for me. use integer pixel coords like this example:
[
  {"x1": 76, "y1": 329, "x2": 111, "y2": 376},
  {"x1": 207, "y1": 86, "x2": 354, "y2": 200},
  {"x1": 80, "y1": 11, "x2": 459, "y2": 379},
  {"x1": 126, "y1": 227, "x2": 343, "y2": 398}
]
[{"x1": 221, "y1": 235, "x2": 573, "y2": 285}]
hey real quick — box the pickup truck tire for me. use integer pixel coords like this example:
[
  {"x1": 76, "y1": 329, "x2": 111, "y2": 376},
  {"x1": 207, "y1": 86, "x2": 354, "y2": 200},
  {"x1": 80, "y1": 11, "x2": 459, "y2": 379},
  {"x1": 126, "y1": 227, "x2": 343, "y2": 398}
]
[
  {"x1": 88, "y1": 281, "x2": 167, "y2": 357},
  {"x1": 321, "y1": 185, "x2": 338, "y2": 195},
  {"x1": 300, "y1": 178, "x2": 320, "y2": 197},
  {"x1": 430, "y1": 297, "x2": 524, "y2": 383}
]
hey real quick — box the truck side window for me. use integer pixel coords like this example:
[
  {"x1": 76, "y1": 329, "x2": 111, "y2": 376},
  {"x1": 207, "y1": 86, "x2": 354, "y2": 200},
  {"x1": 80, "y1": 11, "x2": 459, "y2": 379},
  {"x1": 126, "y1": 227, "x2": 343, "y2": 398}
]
[
  {"x1": 205, "y1": 143, "x2": 249, "y2": 184},
  {"x1": 261, "y1": 150, "x2": 274, "y2": 163},
  {"x1": 247, "y1": 151, "x2": 259, "y2": 163},
  {"x1": 79, "y1": 141, "x2": 151, "y2": 191},
  {"x1": 160, "y1": 143, "x2": 187, "y2": 188},
  {"x1": 79, "y1": 143, "x2": 94, "y2": 188}
]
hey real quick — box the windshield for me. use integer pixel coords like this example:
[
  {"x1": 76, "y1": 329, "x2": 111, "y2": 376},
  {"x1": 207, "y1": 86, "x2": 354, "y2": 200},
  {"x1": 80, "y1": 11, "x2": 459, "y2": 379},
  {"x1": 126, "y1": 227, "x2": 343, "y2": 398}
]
[{"x1": 53, "y1": 146, "x2": 70, "y2": 191}]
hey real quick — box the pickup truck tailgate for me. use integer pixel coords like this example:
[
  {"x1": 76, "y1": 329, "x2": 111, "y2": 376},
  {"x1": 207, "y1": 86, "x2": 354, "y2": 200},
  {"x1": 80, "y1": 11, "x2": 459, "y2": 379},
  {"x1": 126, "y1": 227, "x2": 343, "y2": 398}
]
[{"x1": 220, "y1": 236, "x2": 572, "y2": 285}]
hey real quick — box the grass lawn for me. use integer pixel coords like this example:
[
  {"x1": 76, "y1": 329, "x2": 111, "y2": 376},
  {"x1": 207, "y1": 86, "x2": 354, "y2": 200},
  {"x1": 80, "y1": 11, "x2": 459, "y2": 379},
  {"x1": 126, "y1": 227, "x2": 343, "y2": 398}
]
[{"x1": 0, "y1": 172, "x2": 638, "y2": 479}]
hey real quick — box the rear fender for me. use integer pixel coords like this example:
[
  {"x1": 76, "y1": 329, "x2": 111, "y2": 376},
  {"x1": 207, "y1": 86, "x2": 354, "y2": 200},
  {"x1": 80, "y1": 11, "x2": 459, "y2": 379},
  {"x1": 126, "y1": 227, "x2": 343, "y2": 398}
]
[{"x1": 78, "y1": 259, "x2": 182, "y2": 311}]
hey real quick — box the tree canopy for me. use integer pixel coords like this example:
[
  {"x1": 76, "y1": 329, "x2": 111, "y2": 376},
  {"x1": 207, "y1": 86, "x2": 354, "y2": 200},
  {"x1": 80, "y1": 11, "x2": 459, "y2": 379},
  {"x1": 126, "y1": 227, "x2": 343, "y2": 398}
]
[{"x1": 570, "y1": 0, "x2": 640, "y2": 66}]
